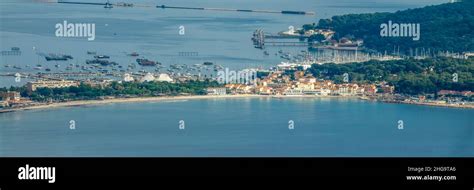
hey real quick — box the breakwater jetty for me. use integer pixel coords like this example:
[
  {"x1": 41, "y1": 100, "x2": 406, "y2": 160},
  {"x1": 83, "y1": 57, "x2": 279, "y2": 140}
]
[
  {"x1": 157, "y1": 5, "x2": 315, "y2": 15},
  {"x1": 56, "y1": 1, "x2": 315, "y2": 15}
]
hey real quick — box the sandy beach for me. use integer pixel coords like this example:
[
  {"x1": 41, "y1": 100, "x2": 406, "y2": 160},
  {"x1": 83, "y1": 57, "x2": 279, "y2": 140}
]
[
  {"x1": 0, "y1": 94, "x2": 360, "y2": 113},
  {"x1": 0, "y1": 95, "x2": 266, "y2": 113},
  {"x1": 0, "y1": 94, "x2": 472, "y2": 113}
]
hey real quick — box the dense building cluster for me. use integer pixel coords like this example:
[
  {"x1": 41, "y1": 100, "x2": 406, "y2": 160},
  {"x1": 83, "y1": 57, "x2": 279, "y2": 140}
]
[{"x1": 222, "y1": 70, "x2": 394, "y2": 96}]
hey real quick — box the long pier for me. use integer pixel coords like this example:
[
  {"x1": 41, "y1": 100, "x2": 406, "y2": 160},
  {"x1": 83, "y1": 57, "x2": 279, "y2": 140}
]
[
  {"x1": 157, "y1": 5, "x2": 315, "y2": 15},
  {"x1": 56, "y1": 1, "x2": 315, "y2": 15}
]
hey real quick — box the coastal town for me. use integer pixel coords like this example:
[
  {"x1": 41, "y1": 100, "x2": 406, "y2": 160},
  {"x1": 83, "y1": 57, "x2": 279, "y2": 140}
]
[{"x1": 1, "y1": 55, "x2": 473, "y2": 112}]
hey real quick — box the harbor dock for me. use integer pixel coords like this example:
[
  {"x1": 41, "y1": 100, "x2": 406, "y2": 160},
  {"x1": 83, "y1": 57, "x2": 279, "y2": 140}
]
[{"x1": 252, "y1": 29, "x2": 309, "y2": 48}]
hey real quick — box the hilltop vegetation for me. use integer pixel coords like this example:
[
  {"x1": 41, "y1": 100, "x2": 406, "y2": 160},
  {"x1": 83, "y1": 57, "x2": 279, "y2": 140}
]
[
  {"x1": 304, "y1": 0, "x2": 474, "y2": 54},
  {"x1": 308, "y1": 57, "x2": 474, "y2": 95}
]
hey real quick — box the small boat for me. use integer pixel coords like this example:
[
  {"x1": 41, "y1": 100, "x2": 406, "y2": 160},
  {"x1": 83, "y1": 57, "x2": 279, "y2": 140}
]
[
  {"x1": 136, "y1": 58, "x2": 156, "y2": 66},
  {"x1": 45, "y1": 54, "x2": 72, "y2": 61},
  {"x1": 86, "y1": 59, "x2": 117, "y2": 66},
  {"x1": 280, "y1": 54, "x2": 291, "y2": 60},
  {"x1": 203, "y1": 61, "x2": 213, "y2": 66},
  {"x1": 94, "y1": 55, "x2": 110, "y2": 59}
]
